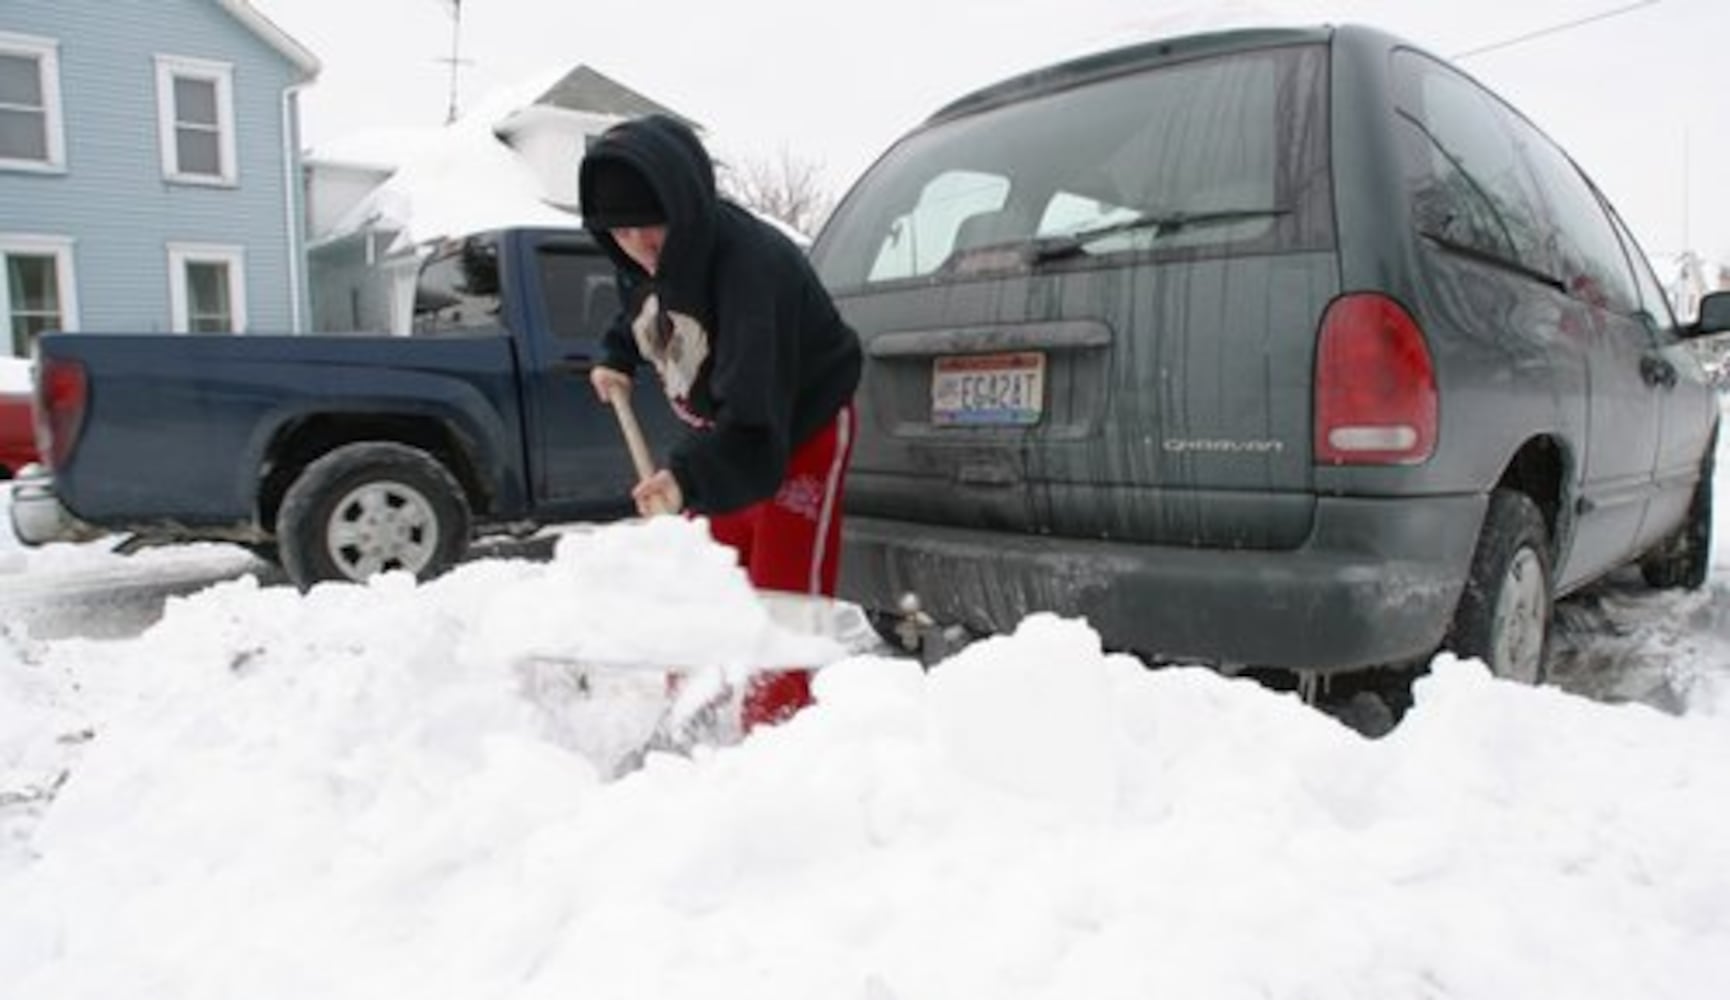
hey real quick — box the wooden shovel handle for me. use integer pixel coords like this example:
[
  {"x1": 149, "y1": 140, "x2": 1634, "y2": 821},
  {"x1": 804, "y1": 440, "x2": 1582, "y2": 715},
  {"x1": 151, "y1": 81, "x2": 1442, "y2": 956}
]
[
  {"x1": 605, "y1": 382, "x2": 656, "y2": 481},
  {"x1": 605, "y1": 382, "x2": 674, "y2": 516}
]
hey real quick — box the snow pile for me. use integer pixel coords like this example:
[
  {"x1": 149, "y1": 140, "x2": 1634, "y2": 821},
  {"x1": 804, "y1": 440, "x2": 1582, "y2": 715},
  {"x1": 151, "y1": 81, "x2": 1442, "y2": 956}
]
[
  {"x1": 0, "y1": 631, "x2": 83, "y2": 874},
  {"x1": 464, "y1": 518, "x2": 845, "y2": 671},
  {"x1": 0, "y1": 489, "x2": 257, "y2": 589},
  {"x1": 2, "y1": 513, "x2": 1729, "y2": 998}
]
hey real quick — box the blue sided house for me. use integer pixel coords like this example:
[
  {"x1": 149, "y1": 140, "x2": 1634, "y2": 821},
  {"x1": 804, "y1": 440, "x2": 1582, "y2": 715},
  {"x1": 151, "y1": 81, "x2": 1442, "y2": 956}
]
[{"x1": 0, "y1": 0, "x2": 318, "y2": 357}]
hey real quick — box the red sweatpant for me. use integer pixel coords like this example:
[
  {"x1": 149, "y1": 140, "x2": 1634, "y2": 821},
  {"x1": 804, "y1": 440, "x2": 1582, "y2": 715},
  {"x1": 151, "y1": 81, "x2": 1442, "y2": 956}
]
[{"x1": 707, "y1": 403, "x2": 854, "y2": 730}]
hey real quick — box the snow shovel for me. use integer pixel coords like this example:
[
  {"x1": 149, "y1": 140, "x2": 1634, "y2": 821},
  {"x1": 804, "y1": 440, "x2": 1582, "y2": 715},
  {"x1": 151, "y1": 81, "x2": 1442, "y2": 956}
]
[
  {"x1": 603, "y1": 381, "x2": 675, "y2": 517},
  {"x1": 518, "y1": 383, "x2": 887, "y2": 776},
  {"x1": 514, "y1": 586, "x2": 886, "y2": 778}
]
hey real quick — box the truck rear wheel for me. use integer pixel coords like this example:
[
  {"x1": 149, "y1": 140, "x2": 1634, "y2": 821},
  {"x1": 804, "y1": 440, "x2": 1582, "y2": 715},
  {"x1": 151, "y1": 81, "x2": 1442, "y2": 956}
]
[
  {"x1": 1447, "y1": 489, "x2": 1553, "y2": 684},
  {"x1": 277, "y1": 442, "x2": 471, "y2": 591}
]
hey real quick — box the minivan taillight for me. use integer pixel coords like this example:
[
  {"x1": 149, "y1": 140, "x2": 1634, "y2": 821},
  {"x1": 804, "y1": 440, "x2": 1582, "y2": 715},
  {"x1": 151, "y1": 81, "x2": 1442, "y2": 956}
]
[
  {"x1": 1314, "y1": 293, "x2": 1437, "y2": 465},
  {"x1": 34, "y1": 355, "x2": 89, "y2": 470}
]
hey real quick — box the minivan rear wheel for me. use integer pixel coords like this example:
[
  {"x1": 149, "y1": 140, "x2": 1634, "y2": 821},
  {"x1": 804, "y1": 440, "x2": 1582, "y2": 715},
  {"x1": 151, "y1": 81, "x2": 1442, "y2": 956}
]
[{"x1": 1449, "y1": 490, "x2": 1553, "y2": 684}]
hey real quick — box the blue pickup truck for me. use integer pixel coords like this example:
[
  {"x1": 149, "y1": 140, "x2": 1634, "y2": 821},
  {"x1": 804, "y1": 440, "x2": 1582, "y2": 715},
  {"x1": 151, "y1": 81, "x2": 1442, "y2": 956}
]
[{"x1": 10, "y1": 226, "x2": 679, "y2": 589}]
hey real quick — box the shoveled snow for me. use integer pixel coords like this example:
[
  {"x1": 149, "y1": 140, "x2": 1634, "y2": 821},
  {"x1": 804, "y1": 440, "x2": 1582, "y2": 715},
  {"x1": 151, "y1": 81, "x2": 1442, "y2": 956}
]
[{"x1": 2, "y1": 504, "x2": 1729, "y2": 998}]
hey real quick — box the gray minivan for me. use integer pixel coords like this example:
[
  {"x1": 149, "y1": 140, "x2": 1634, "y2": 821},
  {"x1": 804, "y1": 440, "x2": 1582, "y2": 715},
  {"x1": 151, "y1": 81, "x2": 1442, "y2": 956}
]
[{"x1": 810, "y1": 24, "x2": 1727, "y2": 685}]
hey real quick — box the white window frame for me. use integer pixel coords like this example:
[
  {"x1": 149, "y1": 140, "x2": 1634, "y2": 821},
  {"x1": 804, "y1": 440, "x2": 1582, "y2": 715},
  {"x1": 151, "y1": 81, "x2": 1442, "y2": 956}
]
[
  {"x1": 0, "y1": 32, "x2": 67, "y2": 173},
  {"x1": 167, "y1": 242, "x2": 247, "y2": 333},
  {"x1": 0, "y1": 234, "x2": 79, "y2": 357},
  {"x1": 154, "y1": 55, "x2": 236, "y2": 185}
]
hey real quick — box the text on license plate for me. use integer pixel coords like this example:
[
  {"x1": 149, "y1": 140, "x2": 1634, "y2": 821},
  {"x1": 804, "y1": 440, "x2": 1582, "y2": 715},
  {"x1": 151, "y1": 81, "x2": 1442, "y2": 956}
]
[{"x1": 931, "y1": 351, "x2": 1046, "y2": 426}]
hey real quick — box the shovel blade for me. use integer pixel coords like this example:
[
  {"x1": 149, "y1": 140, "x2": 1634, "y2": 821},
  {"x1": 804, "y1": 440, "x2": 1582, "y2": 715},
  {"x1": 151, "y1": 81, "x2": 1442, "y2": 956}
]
[{"x1": 514, "y1": 592, "x2": 888, "y2": 778}]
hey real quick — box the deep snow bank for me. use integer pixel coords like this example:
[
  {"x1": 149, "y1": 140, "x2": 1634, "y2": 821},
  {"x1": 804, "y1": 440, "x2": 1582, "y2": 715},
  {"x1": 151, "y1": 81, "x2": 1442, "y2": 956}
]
[{"x1": 1, "y1": 518, "x2": 1727, "y2": 999}]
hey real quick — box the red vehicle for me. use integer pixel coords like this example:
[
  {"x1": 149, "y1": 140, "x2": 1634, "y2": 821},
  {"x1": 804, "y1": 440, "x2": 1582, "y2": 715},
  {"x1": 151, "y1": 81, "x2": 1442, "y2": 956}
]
[{"x1": 0, "y1": 357, "x2": 40, "y2": 479}]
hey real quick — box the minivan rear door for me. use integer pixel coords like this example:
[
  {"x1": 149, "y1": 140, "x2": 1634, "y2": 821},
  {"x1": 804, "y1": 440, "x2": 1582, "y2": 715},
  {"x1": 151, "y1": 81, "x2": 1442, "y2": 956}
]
[{"x1": 811, "y1": 38, "x2": 1337, "y2": 551}]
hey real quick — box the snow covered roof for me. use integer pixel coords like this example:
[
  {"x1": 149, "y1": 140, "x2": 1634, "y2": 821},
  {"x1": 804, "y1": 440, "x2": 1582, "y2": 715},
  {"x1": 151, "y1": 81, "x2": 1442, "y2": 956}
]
[
  {"x1": 531, "y1": 65, "x2": 696, "y2": 127},
  {"x1": 304, "y1": 127, "x2": 442, "y2": 174},
  {"x1": 310, "y1": 68, "x2": 583, "y2": 252},
  {"x1": 305, "y1": 67, "x2": 808, "y2": 253}
]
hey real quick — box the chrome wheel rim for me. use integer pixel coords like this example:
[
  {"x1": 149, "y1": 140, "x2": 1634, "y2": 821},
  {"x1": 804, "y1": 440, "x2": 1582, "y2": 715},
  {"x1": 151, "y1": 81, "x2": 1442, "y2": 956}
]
[
  {"x1": 324, "y1": 480, "x2": 439, "y2": 580},
  {"x1": 1492, "y1": 546, "x2": 1548, "y2": 683}
]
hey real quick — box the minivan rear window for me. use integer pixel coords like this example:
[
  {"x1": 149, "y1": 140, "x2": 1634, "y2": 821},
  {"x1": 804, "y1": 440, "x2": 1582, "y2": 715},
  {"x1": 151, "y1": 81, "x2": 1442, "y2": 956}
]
[{"x1": 812, "y1": 44, "x2": 1330, "y2": 291}]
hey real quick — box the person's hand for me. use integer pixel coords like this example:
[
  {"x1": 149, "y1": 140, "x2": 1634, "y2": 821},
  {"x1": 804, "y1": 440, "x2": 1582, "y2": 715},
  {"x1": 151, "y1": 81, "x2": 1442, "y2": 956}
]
[
  {"x1": 591, "y1": 365, "x2": 632, "y2": 404},
  {"x1": 632, "y1": 469, "x2": 684, "y2": 517}
]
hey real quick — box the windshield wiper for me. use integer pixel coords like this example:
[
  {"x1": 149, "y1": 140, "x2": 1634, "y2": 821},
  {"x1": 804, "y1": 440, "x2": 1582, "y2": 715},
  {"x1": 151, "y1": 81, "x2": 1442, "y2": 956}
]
[{"x1": 1028, "y1": 207, "x2": 1290, "y2": 263}]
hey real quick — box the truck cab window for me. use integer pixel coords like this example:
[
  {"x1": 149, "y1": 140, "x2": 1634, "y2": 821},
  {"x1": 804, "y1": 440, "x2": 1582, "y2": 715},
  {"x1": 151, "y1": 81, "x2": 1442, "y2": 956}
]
[
  {"x1": 412, "y1": 238, "x2": 502, "y2": 336},
  {"x1": 535, "y1": 247, "x2": 618, "y2": 341}
]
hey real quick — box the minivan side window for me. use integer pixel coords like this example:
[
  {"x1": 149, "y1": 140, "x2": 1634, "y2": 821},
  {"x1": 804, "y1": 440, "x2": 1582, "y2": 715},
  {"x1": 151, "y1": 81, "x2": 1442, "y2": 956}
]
[
  {"x1": 1392, "y1": 53, "x2": 1555, "y2": 281},
  {"x1": 1605, "y1": 200, "x2": 1680, "y2": 338},
  {"x1": 1392, "y1": 51, "x2": 1636, "y2": 312},
  {"x1": 1501, "y1": 114, "x2": 1638, "y2": 313},
  {"x1": 814, "y1": 45, "x2": 1328, "y2": 290}
]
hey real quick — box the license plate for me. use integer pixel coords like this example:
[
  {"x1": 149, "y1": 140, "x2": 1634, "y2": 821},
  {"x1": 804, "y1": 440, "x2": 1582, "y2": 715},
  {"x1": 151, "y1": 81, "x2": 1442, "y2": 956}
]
[{"x1": 931, "y1": 352, "x2": 1045, "y2": 426}]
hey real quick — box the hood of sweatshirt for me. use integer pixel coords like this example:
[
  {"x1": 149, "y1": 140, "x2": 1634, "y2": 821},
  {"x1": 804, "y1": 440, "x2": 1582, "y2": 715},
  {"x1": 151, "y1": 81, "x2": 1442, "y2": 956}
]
[{"x1": 578, "y1": 114, "x2": 718, "y2": 328}]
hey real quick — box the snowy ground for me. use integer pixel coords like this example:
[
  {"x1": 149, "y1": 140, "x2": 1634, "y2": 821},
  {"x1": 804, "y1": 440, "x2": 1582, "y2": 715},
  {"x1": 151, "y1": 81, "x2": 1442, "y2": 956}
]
[{"x1": 3, "y1": 461, "x2": 1730, "y2": 996}]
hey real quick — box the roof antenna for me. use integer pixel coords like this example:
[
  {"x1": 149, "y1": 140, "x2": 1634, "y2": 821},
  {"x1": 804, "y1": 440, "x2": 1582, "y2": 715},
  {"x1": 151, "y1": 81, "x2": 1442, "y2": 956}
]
[
  {"x1": 1451, "y1": 0, "x2": 1660, "y2": 60},
  {"x1": 435, "y1": 0, "x2": 472, "y2": 124}
]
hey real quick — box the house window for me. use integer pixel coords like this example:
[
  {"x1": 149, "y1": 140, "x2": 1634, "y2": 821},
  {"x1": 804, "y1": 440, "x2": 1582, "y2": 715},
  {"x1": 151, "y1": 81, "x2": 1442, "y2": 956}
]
[
  {"x1": 167, "y1": 244, "x2": 246, "y2": 333},
  {"x1": 154, "y1": 56, "x2": 236, "y2": 184},
  {"x1": 0, "y1": 32, "x2": 65, "y2": 171},
  {"x1": 1, "y1": 236, "x2": 77, "y2": 358}
]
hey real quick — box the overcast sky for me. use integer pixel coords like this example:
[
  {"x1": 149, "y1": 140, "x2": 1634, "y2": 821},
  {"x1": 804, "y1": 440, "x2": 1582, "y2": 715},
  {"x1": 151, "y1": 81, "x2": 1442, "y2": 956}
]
[{"x1": 249, "y1": 0, "x2": 1729, "y2": 264}]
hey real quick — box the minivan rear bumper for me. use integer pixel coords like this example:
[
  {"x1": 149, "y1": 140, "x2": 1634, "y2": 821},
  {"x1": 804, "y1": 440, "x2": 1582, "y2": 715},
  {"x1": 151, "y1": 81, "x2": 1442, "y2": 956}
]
[{"x1": 840, "y1": 493, "x2": 1488, "y2": 672}]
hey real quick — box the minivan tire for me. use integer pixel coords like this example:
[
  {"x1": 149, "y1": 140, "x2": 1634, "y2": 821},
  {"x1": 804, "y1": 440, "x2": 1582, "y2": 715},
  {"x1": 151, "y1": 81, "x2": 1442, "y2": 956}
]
[
  {"x1": 1448, "y1": 489, "x2": 1553, "y2": 684},
  {"x1": 1640, "y1": 433, "x2": 1714, "y2": 590},
  {"x1": 277, "y1": 442, "x2": 472, "y2": 591}
]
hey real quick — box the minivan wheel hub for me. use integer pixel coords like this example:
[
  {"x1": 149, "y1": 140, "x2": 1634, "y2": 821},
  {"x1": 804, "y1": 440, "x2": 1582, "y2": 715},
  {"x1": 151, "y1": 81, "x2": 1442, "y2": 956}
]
[{"x1": 1492, "y1": 545, "x2": 1547, "y2": 683}]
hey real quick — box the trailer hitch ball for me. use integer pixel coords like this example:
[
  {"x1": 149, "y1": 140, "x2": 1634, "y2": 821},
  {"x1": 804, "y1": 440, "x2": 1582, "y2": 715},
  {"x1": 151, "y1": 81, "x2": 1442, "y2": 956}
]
[{"x1": 893, "y1": 592, "x2": 935, "y2": 652}]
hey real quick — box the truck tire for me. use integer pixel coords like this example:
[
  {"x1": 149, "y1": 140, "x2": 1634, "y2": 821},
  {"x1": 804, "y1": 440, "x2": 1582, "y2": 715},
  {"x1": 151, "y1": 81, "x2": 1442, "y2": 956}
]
[
  {"x1": 1640, "y1": 434, "x2": 1714, "y2": 590},
  {"x1": 277, "y1": 442, "x2": 471, "y2": 591},
  {"x1": 1447, "y1": 489, "x2": 1553, "y2": 684}
]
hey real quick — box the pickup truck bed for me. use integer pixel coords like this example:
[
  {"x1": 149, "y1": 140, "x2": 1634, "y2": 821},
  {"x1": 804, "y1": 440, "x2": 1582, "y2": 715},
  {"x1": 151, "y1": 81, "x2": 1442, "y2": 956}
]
[{"x1": 11, "y1": 227, "x2": 681, "y2": 588}]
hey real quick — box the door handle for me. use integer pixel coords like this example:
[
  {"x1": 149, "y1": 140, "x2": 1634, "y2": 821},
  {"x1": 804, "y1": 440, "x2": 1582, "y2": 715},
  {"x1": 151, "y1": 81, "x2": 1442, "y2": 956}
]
[{"x1": 1639, "y1": 355, "x2": 1677, "y2": 389}]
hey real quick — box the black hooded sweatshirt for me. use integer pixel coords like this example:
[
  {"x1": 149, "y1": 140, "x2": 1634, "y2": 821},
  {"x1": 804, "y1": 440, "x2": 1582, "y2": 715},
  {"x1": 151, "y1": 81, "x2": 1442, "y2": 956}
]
[{"x1": 578, "y1": 115, "x2": 862, "y2": 515}]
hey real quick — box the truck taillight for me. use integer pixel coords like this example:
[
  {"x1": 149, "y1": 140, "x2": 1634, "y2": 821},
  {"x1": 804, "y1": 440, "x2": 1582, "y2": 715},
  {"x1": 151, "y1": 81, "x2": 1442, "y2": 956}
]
[
  {"x1": 34, "y1": 355, "x2": 88, "y2": 470},
  {"x1": 1314, "y1": 293, "x2": 1437, "y2": 466}
]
